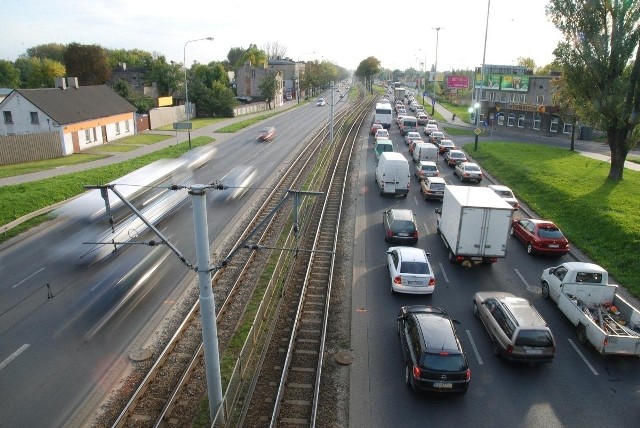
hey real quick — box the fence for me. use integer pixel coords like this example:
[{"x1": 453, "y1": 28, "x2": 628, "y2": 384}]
[{"x1": 0, "y1": 132, "x2": 62, "y2": 165}]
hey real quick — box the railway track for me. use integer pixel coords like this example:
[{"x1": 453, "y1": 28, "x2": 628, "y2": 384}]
[{"x1": 102, "y1": 93, "x2": 374, "y2": 427}]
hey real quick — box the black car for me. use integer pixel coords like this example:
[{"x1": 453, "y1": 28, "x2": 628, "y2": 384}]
[
  {"x1": 383, "y1": 209, "x2": 418, "y2": 244},
  {"x1": 397, "y1": 306, "x2": 471, "y2": 394}
]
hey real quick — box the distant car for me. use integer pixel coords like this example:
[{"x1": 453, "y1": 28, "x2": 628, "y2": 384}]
[
  {"x1": 429, "y1": 131, "x2": 445, "y2": 145},
  {"x1": 488, "y1": 185, "x2": 519, "y2": 210},
  {"x1": 387, "y1": 246, "x2": 435, "y2": 294},
  {"x1": 510, "y1": 218, "x2": 570, "y2": 255},
  {"x1": 374, "y1": 139, "x2": 394, "y2": 160},
  {"x1": 416, "y1": 113, "x2": 430, "y2": 126},
  {"x1": 397, "y1": 305, "x2": 471, "y2": 393},
  {"x1": 414, "y1": 160, "x2": 439, "y2": 181},
  {"x1": 437, "y1": 139, "x2": 456, "y2": 154},
  {"x1": 370, "y1": 123, "x2": 384, "y2": 135},
  {"x1": 404, "y1": 131, "x2": 422, "y2": 145},
  {"x1": 444, "y1": 149, "x2": 467, "y2": 166},
  {"x1": 256, "y1": 126, "x2": 276, "y2": 142},
  {"x1": 423, "y1": 123, "x2": 439, "y2": 136},
  {"x1": 317, "y1": 98, "x2": 326, "y2": 106},
  {"x1": 383, "y1": 209, "x2": 419, "y2": 244},
  {"x1": 396, "y1": 114, "x2": 408, "y2": 126},
  {"x1": 375, "y1": 128, "x2": 390, "y2": 142},
  {"x1": 472, "y1": 291, "x2": 556, "y2": 363},
  {"x1": 421, "y1": 176, "x2": 447, "y2": 200},
  {"x1": 453, "y1": 162, "x2": 483, "y2": 183},
  {"x1": 212, "y1": 165, "x2": 257, "y2": 201}
]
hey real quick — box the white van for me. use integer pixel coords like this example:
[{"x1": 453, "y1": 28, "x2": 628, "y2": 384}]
[
  {"x1": 412, "y1": 142, "x2": 439, "y2": 163},
  {"x1": 399, "y1": 116, "x2": 418, "y2": 136},
  {"x1": 375, "y1": 152, "x2": 410, "y2": 197}
]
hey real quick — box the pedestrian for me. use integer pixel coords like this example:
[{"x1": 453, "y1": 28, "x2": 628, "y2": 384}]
[
  {"x1": 47, "y1": 283, "x2": 53, "y2": 299},
  {"x1": 452, "y1": 113, "x2": 456, "y2": 121}
]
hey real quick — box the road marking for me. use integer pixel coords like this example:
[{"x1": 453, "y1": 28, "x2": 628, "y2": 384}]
[
  {"x1": 438, "y1": 262, "x2": 449, "y2": 283},
  {"x1": 423, "y1": 222, "x2": 430, "y2": 235},
  {"x1": 466, "y1": 330, "x2": 483, "y2": 365},
  {"x1": 568, "y1": 339, "x2": 599, "y2": 375},
  {"x1": 0, "y1": 344, "x2": 30, "y2": 371},
  {"x1": 514, "y1": 268, "x2": 539, "y2": 293},
  {"x1": 12, "y1": 267, "x2": 45, "y2": 289}
]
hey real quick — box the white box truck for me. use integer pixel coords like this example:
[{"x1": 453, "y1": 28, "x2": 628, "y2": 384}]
[
  {"x1": 435, "y1": 185, "x2": 514, "y2": 264},
  {"x1": 375, "y1": 152, "x2": 410, "y2": 197},
  {"x1": 394, "y1": 87, "x2": 406, "y2": 104}
]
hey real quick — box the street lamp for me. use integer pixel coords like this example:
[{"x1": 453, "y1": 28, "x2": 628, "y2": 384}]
[
  {"x1": 184, "y1": 36, "x2": 214, "y2": 148},
  {"x1": 432, "y1": 27, "x2": 443, "y2": 115},
  {"x1": 475, "y1": 0, "x2": 491, "y2": 151}
]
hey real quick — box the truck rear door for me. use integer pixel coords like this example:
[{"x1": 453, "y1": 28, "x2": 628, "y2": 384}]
[{"x1": 457, "y1": 207, "x2": 511, "y2": 257}]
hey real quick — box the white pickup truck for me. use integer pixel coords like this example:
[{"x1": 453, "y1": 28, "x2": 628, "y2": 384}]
[{"x1": 541, "y1": 262, "x2": 640, "y2": 355}]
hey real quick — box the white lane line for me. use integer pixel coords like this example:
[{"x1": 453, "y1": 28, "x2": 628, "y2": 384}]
[
  {"x1": 12, "y1": 267, "x2": 45, "y2": 288},
  {"x1": 514, "y1": 268, "x2": 528, "y2": 287},
  {"x1": 438, "y1": 262, "x2": 449, "y2": 283},
  {"x1": 568, "y1": 339, "x2": 599, "y2": 375},
  {"x1": 466, "y1": 330, "x2": 484, "y2": 365},
  {"x1": 423, "y1": 221, "x2": 430, "y2": 235},
  {"x1": 0, "y1": 344, "x2": 30, "y2": 371}
]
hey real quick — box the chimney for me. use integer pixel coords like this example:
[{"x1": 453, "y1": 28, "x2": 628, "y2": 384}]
[
  {"x1": 55, "y1": 77, "x2": 67, "y2": 90},
  {"x1": 67, "y1": 77, "x2": 79, "y2": 89}
]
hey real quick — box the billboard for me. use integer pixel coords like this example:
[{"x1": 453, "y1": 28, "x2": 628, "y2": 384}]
[
  {"x1": 474, "y1": 73, "x2": 529, "y2": 92},
  {"x1": 447, "y1": 75, "x2": 469, "y2": 89}
]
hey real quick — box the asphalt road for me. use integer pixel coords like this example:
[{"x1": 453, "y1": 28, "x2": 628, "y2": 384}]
[{"x1": 349, "y1": 111, "x2": 640, "y2": 428}]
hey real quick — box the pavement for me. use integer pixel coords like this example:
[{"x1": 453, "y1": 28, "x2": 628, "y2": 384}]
[{"x1": 1, "y1": 96, "x2": 639, "y2": 188}]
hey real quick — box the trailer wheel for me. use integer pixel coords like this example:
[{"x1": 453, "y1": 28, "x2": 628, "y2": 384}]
[
  {"x1": 448, "y1": 250, "x2": 456, "y2": 263},
  {"x1": 541, "y1": 282, "x2": 550, "y2": 299},
  {"x1": 577, "y1": 324, "x2": 588, "y2": 345}
]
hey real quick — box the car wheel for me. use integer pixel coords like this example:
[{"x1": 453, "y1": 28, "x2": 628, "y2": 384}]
[
  {"x1": 541, "y1": 282, "x2": 550, "y2": 299},
  {"x1": 527, "y1": 243, "x2": 534, "y2": 254},
  {"x1": 577, "y1": 324, "x2": 588, "y2": 345},
  {"x1": 448, "y1": 249, "x2": 456, "y2": 263},
  {"x1": 473, "y1": 301, "x2": 480, "y2": 319}
]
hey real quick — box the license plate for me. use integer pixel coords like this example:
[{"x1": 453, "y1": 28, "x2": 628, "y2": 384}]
[
  {"x1": 433, "y1": 382, "x2": 453, "y2": 388},
  {"x1": 548, "y1": 244, "x2": 559, "y2": 248},
  {"x1": 399, "y1": 232, "x2": 409, "y2": 236},
  {"x1": 471, "y1": 257, "x2": 483, "y2": 261},
  {"x1": 524, "y1": 347, "x2": 543, "y2": 354},
  {"x1": 407, "y1": 280, "x2": 423, "y2": 285}
]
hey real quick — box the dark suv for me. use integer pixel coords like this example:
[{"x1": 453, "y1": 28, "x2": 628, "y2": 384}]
[
  {"x1": 383, "y1": 209, "x2": 418, "y2": 244},
  {"x1": 397, "y1": 306, "x2": 471, "y2": 394}
]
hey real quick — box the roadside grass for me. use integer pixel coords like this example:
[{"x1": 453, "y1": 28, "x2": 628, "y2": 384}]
[
  {"x1": 465, "y1": 142, "x2": 640, "y2": 296},
  {"x1": 442, "y1": 126, "x2": 475, "y2": 137},
  {"x1": 156, "y1": 117, "x2": 225, "y2": 131},
  {"x1": 0, "y1": 153, "x2": 110, "y2": 178},
  {"x1": 0, "y1": 136, "x2": 213, "y2": 242},
  {"x1": 439, "y1": 99, "x2": 473, "y2": 123},
  {"x1": 85, "y1": 144, "x2": 139, "y2": 153}
]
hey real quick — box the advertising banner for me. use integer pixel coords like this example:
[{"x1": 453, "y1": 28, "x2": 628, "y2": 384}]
[
  {"x1": 447, "y1": 75, "x2": 469, "y2": 89},
  {"x1": 501, "y1": 75, "x2": 529, "y2": 92}
]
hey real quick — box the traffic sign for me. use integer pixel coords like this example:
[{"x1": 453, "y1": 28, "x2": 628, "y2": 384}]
[{"x1": 474, "y1": 128, "x2": 482, "y2": 135}]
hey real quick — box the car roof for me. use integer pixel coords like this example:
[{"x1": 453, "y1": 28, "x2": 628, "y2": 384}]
[
  {"x1": 391, "y1": 246, "x2": 427, "y2": 261},
  {"x1": 409, "y1": 310, "x2": 461, "y2": 353},
  {"x1": 387, "y1": 208, "x2": 414, "y2": 220},
  {"x1": 476, "y1": 291, "x2": 547, "y2": 327},
  {"x1": 418, "y1": 160, "x2": 437, "y2": 166},
  {"x1": 427, "y1": 176, "x2": 446, "y2": 183},
  {"x1": 448, "y1": 150, "x2": 465, "y2": 155},
  {"x1": 460, "y1": 162, "x2": 479, "y2": 167}
]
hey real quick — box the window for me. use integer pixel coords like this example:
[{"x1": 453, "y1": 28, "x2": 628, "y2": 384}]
[
  {"x1": 3, "y1": 111, "x2": 12, "y2": 124},
  {"x1": 115, "y1": 122, "x2": 121, "y2": 135},
  {"x1": 517, "y1": 114, "x2": 525, "y2": 128},
  {"x1": 497, "y1": 114, "x2": 504, "y2": 125},
  {"x1": 533, "y1": 115, "x2": 541, "y2": 130},
  {"x1": 550, "y1": 117, "x2": 559, "y2": 132},
  {"x1": 519, "y1": 94, "x2": 526, "y2": 103},
  {"x1": 85, "y1": 129, "x2": 91, "y2": 142},
  {"x1": 93, "y1": 128, "x2": 97, "y2": 141},
  {"x1": 536, "y1": 95, "x2": 544, "y2": 105},
  {"x1": 30, "y1": 112, "x2": 39, "y2": 124},
  {"x1": 125, "y1": 121, "x2": 130, "y2": 133},
  {"x1": 510, "y1": 93, "x2": 517, "y2": 102},
  {"x1": 563, "y1": 123, "x2": 572, "y2": 134},
  {"x1": 500, "y1": 92, "x2": 508, "y2": 102},
  {"x1": 507, "y1": 113, "x2": 515, "y2": 127}
]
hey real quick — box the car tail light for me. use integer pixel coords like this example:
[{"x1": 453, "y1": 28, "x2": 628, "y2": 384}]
[
  {"x1": 465, "y1": 369, "x2": 471, "y2": 381},
  {"x1": 604, "y1": 337, "x2": 609, "y2": 346},
  {"x1": 506, "y1": 344, "x2": 513, "y2": 354},
  {"x1": 412, "y1": 365, "x2": 421, "y2": 379},
  {"x1": 413, "y1": 230, "x2": 419, "y2": 239},
  {"x1": 394, "y1": 276, "x2": 402, "y2": 285},
  {"x1": 428, "y1": 277, "x2": 435, "y2": 286},
  {"x1": 386, "y1": 230, "x2": 394, "y2": 238}
]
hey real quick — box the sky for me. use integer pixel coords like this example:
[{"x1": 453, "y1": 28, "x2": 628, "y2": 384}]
[{"x1": 3, "y1": 0, "x2": 564, "y2": 73}]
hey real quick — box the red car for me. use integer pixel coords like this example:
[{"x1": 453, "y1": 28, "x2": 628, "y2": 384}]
[
  {"x1": 510, "y1": 218, "x2": 570, "y2": 255},
  {"x1": 370, "y1": 123, "x2": 384, "y2": 135},
  {"x1": 257, "y1": 126, "x2": 276, "y2": 141}
]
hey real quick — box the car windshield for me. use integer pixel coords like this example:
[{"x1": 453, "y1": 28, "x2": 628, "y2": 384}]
[
  {"x1": 450, "y1": 152, "x2": 465, "y2": 158},
  {"x1": 538, "y1": 227, "x2": 564, "y2": 239},
  {"x1": 431, "y1": 183, "x2": 445, "y2": 190},
  {"x1": 496, "y1": 190, "x2": 513, "y2": 197},
  {"x1": 514, "y1": 330, "x2": 554, "y2": 347},
  {"x1": 392, "y1": 220, "x2": 416, "y2": 232},
  {"x1": 465, "y1": 165, "x2": 481, "y2": 171},
  {"x1": 421, "y1": 165, "x2": 437, "y2": 171},
  {"x1": 422, "y1": 353, "x2": 466, "y2": 371},
  {"x1": 400, "y1": 261, "x2": 430, "y2": 274}
]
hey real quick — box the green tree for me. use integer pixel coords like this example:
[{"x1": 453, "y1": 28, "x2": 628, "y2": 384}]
[
  {"x1": 355, "y1": 57, "x2": 381, "y2": 92},
  {"x1": 64, "y1": 43, "x2": 111, "y2": 85},
  {"x1": 516, "y1": 57, "x2": 536, "y2": 72},
  {"x1": 107, "y1": 48, "x2": 154, "y2": 68},
  {"x1": 144, "y1": 55, "x2": 182, "y2": 96},
  {"x1": 242, "y1": 44, "x2": 268, "y2": 68},
  {"x1": 0, "y1": 60, "x2": 21, "y2": 88},
  {"x1": 26, "y1": 43, "x2": 66, "y2": 63},
  {"x1": 113, "y1": 79, "x2": 133, "y2": 98},
  {"x1": 547, "y1": 0, "x2": 640, "y2": 181},
  {"x1": 227, "y1": 47, "x2": 246, "y2": 69},
  {"x1": 16, "y1": 57, "x2": 65, "y2": 88},
  {"x1": 259, "y1": 71, "x2": 279, "y2": 109}
]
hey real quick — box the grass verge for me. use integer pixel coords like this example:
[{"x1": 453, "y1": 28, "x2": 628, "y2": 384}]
[{"x1": 466, "y1": 141, "x2": 640, "y2": 296}]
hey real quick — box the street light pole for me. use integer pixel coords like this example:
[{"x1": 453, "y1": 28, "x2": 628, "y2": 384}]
[
  {"x1": 431, "y1": 27, "x2": 443, "y2": 115},
  {"x1": 475, "y1": 0, "x2": 490, "y2": 151},
  {"x1": 184, "y1": 36, "x2": 214, "y2": 148}
]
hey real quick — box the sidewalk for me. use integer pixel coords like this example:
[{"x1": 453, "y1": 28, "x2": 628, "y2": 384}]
[
  {"x1": 0, "y1": 99, "x2": 300, "y2": 187},
  {"x1": 431, "y1": 100, "x2": 640, "y2": 172}
]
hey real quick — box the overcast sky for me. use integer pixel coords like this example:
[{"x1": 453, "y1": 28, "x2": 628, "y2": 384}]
[{"x1": 3, "y1": 0, "x2": 564, "y2": 72}]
